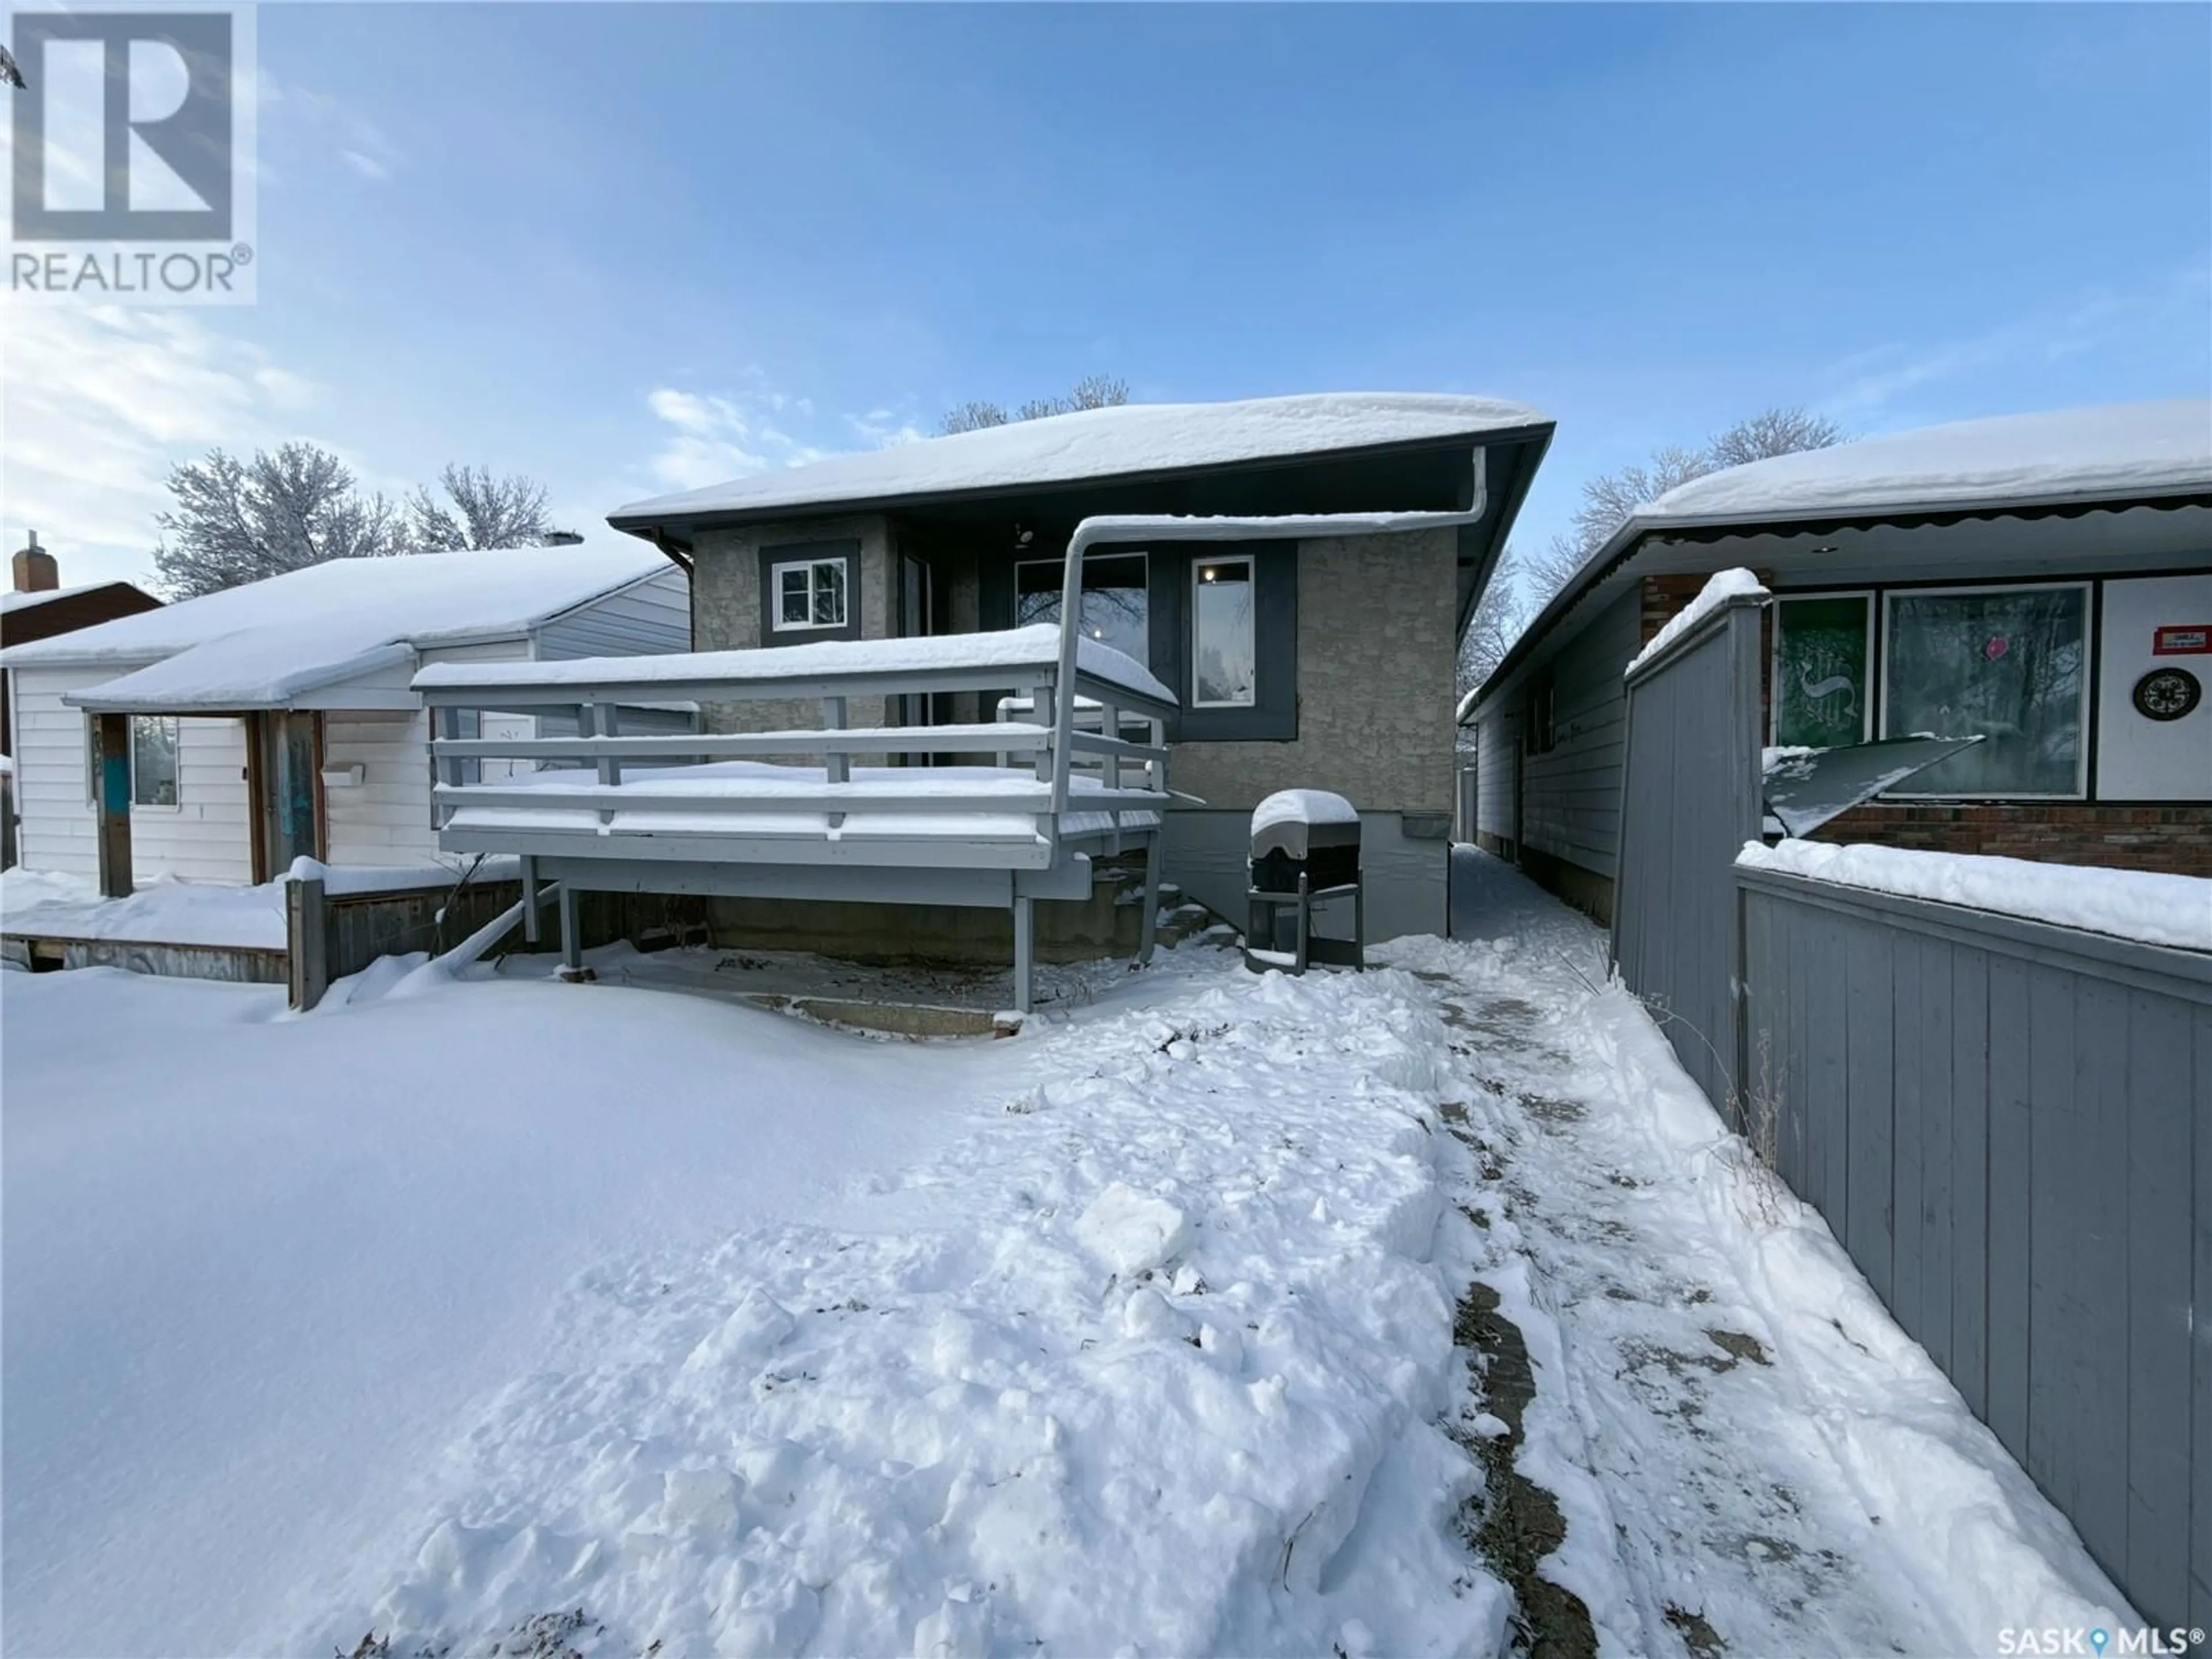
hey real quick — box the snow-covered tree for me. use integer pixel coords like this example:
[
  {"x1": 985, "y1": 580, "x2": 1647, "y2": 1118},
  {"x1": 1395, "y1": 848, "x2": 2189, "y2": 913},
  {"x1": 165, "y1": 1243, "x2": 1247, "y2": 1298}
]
[
  {"x1": 940, "y1": 375, "x2": 1130, "y2": 435},
  {"x1": 152, "y1": 444, "x2": 403, "y2": 599},
  {"x1": 404, "y1": 464, "x2": 555, "y2": 552},
  {"x1": 1527, "y1": 408, "x2": 1846, "y2": 603}
]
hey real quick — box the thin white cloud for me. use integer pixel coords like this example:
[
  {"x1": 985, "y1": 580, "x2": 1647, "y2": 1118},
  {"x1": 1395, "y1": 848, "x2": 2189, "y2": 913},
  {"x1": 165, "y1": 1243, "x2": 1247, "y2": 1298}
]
[
  {"x1": 340, "y1": 149, "x2": 391, "y2": 181},
  {"x1": 0, "y1": 301, "x2": 324, "y2": 586},
  {"x1": 635, "y1": 382, "x2": 913, "y2": 494}
]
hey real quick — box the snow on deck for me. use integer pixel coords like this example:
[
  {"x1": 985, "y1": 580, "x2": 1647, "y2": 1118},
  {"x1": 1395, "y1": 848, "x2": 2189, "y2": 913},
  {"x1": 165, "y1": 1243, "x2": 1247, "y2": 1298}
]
[
  {"x1": 412, "y1": 623, "x2": 1172, "y2": 705},
  {"x1": 1, "y1": 542, "x2": 669, "y2": 712},
  {"x1": 1411, "y1": 849, "x2": 2132, "y2": 1652},
  {"x1": 1646, "y1": 399, "x2": 2211, "y2": 522},
  {"x1": 1740, "y1": 837, "x2": 2212, "y2": 952},
  {"x1": 611, "y1": 391, "x2": 1550, "y2": 524}
]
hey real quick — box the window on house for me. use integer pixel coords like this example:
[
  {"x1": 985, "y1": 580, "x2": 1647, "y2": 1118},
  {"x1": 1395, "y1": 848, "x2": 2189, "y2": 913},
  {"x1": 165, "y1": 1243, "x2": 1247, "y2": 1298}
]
[
  {"x1": 1016, "y1": 552, "x2": 1149, "y2": 665},
  {"x1": 1191, "y1": 556, "x2": 1256, "y2": 708},
  {"x1": 88, "y1": 715, "x2": 181, "y2": 807},
  {"x1": 772, "y1": 556, "x2": 849, "y2": 631},
  {"x1": 1772, "y1": 593, "x2": 1873, "y2": 748},
  {"x1": 1881, "y1": 584, "x2": 2089, "y2": 797},
  {"x1": 1524, "y1": 677, "x2": 1556, "y2": 756}
]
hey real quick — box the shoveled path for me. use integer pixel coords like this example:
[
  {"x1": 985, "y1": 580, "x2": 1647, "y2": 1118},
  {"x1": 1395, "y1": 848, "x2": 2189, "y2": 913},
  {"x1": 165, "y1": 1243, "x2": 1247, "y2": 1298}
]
[{"x1": 1378, "y1": 849, "x2": 2129, "y2": 1658}]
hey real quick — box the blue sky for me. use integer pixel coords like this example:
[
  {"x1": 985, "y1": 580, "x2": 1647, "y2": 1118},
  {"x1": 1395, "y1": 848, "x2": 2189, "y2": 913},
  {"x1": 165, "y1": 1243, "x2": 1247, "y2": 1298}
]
[{"x1": 7, "y1": 1, "x2": 2209, "y2": 593}]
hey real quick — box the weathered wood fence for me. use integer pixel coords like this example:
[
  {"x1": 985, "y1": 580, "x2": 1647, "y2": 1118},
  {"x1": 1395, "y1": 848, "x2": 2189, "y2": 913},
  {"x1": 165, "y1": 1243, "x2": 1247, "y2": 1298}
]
[{"x1": 1737, "y1": 866, "x2": 2212, "y2": 1629}]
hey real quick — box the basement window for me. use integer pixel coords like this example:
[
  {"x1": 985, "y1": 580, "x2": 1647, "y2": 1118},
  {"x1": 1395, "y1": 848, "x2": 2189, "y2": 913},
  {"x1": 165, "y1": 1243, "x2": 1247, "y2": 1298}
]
[{"x1": 772, "y1": 556, "x2": 849, "y2": 632}]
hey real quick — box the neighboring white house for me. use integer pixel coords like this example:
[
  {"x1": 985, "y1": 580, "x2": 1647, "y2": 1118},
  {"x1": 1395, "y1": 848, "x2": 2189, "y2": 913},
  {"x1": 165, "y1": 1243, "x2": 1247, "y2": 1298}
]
[{"x1": 0, "y1": 544, "x2": 688, "y2": 887}]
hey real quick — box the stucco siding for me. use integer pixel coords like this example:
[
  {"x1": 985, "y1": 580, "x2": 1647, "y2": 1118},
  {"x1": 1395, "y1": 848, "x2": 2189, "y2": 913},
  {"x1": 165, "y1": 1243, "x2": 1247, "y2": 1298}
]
[
  {"x1": 692, "y1": 514, "x2": 894, "y2": 733},
  {"x1": 1172, "y1": 528, "x2": 1458, "y2": 815}
]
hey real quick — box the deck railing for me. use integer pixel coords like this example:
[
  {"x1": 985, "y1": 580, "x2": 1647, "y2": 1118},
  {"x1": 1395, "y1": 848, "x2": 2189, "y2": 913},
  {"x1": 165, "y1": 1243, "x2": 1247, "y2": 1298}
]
[{"x1": 412, "y1": 626, "x2": 1179, "y2": 863}]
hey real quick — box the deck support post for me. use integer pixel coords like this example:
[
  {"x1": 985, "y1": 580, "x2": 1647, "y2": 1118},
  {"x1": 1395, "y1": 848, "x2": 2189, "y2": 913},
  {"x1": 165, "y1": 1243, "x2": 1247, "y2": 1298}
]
[
  {"x1": 556, "y1": 881, "x2": 593, "y2": 982},
  {"x1": 94, "y1": 711, "x2": 133, "y2": 899},
  {"x1": 1136, "y1": 828, "x2": 1164, "y2": 969},
  {"x1": 822, "y1": 696, "x2": 848, "y2": 828},
  {"x1": 1012, "y1": 892, "x2": 1035, "y2": 1016},
  {"x1": 520, "y1": 854, "x2": 540, "y2": 944}
]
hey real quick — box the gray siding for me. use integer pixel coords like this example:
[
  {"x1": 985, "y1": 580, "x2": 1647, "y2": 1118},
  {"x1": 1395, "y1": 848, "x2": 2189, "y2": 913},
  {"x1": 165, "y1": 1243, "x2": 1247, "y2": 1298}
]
[
  {"x1": 1518, "y1": 589, "x2": 1639, "y2": 878},
  {"x1": 535, "y1": 567, "x2": 691, "y2": 660},
  {"x1": 1611, "y1": 598, "x2": 1766, "y2": 1111},
  {"x1": 1474, "y1": 699, "x2": 1520, "y2": 845},
  {"x1": 1739, "y1": 867, "x2": 2212, "y2": 1630}
]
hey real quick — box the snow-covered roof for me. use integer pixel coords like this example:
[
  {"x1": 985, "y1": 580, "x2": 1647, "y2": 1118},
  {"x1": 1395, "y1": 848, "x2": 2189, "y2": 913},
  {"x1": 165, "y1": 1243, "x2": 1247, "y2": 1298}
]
[
  {"x1": 1647, "y1": 400, "x2": 2211, "y2": 525},
  {"x1": 1, "y1": 543, "x2": 673, "y2": 713},
  {"x1": 610, "y1": 392, "x2": 1552, "y2": 527}
]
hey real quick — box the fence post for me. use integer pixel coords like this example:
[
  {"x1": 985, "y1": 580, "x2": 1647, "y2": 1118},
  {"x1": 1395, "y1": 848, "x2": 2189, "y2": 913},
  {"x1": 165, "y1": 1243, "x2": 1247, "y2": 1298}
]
[{"x1": 287, "y1": 875, "x2": 328, "y2": 1012}]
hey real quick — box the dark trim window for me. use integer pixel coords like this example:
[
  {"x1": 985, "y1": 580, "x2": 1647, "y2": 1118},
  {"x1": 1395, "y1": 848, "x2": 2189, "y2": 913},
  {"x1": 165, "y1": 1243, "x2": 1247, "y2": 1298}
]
[
  {"x1": 1190, "y1": 555, "x2": 1257, "y2": 708},
  {"x1": 1771, "y1": 592, "x2": 1873, "y2": 748},
  {"x1": 1524, "y1": 676, "x2": 1556, "y2": 756},
  {"x1": 1016, "y1": 551, "x2": 1149, "y2": 665},
  {"x1": 771, "y1": 555, "x2": 849, "y2": 632},
  {"x1": 1880, "y1": 582, "x2": 2090, "y2": 798}
]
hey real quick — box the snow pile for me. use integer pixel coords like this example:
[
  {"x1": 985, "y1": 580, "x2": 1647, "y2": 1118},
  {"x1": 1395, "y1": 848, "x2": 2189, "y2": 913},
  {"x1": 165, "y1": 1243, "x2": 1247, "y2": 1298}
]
[
  {"x1": 414, "y1": 622, "x2": 1172, "y2": 706},
  {"x1": 1740, "y1": 838, "x2": 2212, "y2": 952},
  {"x1": 1647, "y1": 400, "x2": 2211, "y2": 522},
  {"x1": 1252, "y1": 787, "x2": 1359, "y2": 835},
  {"x1": 1624, "y1": 567, "x2": 1767, "y2": 676},
  {"x1": 612, "y1": 392, "x2": 1550, "y2": 524},
  {"x1": 0, "y1": 543, "x2": 671, "y2": 712},
  {"x1": 0, "y1": 866, "x2": 287, "y2": 948},
  {"x1": 266, "y1": 959, "x2": 1495, "y2": 1659}
]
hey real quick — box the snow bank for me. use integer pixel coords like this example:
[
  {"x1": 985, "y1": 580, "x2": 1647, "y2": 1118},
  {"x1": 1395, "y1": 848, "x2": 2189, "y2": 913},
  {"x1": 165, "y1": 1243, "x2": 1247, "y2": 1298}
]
[
  {"x1": 1624, "y1": 567, "x2": 1767, "y2": 676},
  {"x1": 251, "y1": 955, "x2": 1501, "y2": 1659},
  {"x1": 413, "y1": 622, "x2": 1172, "y2": 706},
  {"x1": 1252, "y1": 787, "x2": 1359, "y2": 835},
  {"x1": 1, "y1": 543, "x2": 670, "y2": 712},
  {"x1": 1739, "y1": 838, "x2": 2212, "y2": 952},
  {"x1": 1647, "y1": 399, "x2": 2211, "y2": 522},
  {"x1": 612, "y1": 391, "x2": 1549, "y2": 524},
  {"x1": 0, "y1": 866, "x2": 287, "y2": 948}
]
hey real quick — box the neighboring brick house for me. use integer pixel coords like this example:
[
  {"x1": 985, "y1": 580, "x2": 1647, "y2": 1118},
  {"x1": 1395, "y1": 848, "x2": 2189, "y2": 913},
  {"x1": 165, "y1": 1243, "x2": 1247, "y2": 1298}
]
[
  {"x1": 608, "y1": 393, "x2": 1556, "y2": 942},
  {"x1": 1462, "y1": 401, "x2": 2212, "y2": 922},
  {"x1": 1, "y1": 534, "x2": 162, "y2": 760}
]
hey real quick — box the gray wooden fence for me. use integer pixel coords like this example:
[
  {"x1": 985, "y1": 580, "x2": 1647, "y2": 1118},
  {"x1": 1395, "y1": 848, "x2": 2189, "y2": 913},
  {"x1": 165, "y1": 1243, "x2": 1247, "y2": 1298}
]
[
  {"x1": 1612, "y1": 593, "x2": 1766, "y2": 1111},
  {"x1": 1738, "y1": 864, "x2": 2212, "y2": 1628}
]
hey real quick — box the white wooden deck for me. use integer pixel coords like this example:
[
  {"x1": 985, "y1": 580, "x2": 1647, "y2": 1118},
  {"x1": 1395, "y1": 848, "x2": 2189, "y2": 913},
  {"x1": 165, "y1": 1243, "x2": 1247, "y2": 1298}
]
[{"x1": 410, "y1": 621, "x2": 1183, "y2": 1011}]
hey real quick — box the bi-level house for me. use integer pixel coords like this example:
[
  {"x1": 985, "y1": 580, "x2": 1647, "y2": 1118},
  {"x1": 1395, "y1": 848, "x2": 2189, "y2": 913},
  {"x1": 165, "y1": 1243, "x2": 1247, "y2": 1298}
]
[{"x1": 603, "y1": 392, "x2": 1555, "y2": 946}]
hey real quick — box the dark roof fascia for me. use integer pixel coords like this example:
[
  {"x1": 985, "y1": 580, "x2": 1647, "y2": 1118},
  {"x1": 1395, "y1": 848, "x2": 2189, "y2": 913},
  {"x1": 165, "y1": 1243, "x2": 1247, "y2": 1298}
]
[
  {"x1": 1455, "y1": 422, "x2": 1554, "y2": 639},
  {"x1": 608, "y1": 421, "x2": 1560, "y2": 551},
  {"x1": 1465, "y1": 481, "x2": 2212, "y2": 719}
]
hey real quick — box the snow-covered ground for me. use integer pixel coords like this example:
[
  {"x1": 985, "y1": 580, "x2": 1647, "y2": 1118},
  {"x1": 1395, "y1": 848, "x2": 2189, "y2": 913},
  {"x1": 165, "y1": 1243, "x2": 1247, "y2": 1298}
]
[
  {"x1": 0, "y1": 865, "x2": 290, "y2": 948},
  {"x1": 2, "y1": 856, "x2": 2132, "y2": 1657}
]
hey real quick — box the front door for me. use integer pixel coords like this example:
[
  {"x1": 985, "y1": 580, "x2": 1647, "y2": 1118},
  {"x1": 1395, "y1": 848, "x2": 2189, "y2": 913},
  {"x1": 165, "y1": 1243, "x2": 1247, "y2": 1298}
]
[{"x1": 251, "y1": 711, "x2": 322, "y2": 880}]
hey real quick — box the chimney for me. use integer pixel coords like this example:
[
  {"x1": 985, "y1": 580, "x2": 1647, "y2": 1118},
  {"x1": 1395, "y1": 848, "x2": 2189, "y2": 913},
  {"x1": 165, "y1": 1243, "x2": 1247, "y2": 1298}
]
[{"x1": 13, "y1": 531, "x2": 58, "y2": 594}]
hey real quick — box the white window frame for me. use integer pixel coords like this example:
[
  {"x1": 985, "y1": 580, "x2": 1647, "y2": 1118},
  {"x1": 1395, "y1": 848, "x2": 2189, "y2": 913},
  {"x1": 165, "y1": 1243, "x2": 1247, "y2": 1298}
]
[
  {"x1": 1877, "y1": 579, "x2": 2094, "y2": 801},
  {"x1": 769, "y1": 556, "x2": 850, "y2": 633},
  {"x1": 1768, "y1": 588, "x2": 1875, "y2": 747},
  {"x1": 1189, "y1": 553, "x2": 1258, "y2": 710},
  {"x1": 86, "y1": 713, "x2": 183, "y2": 812}
]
